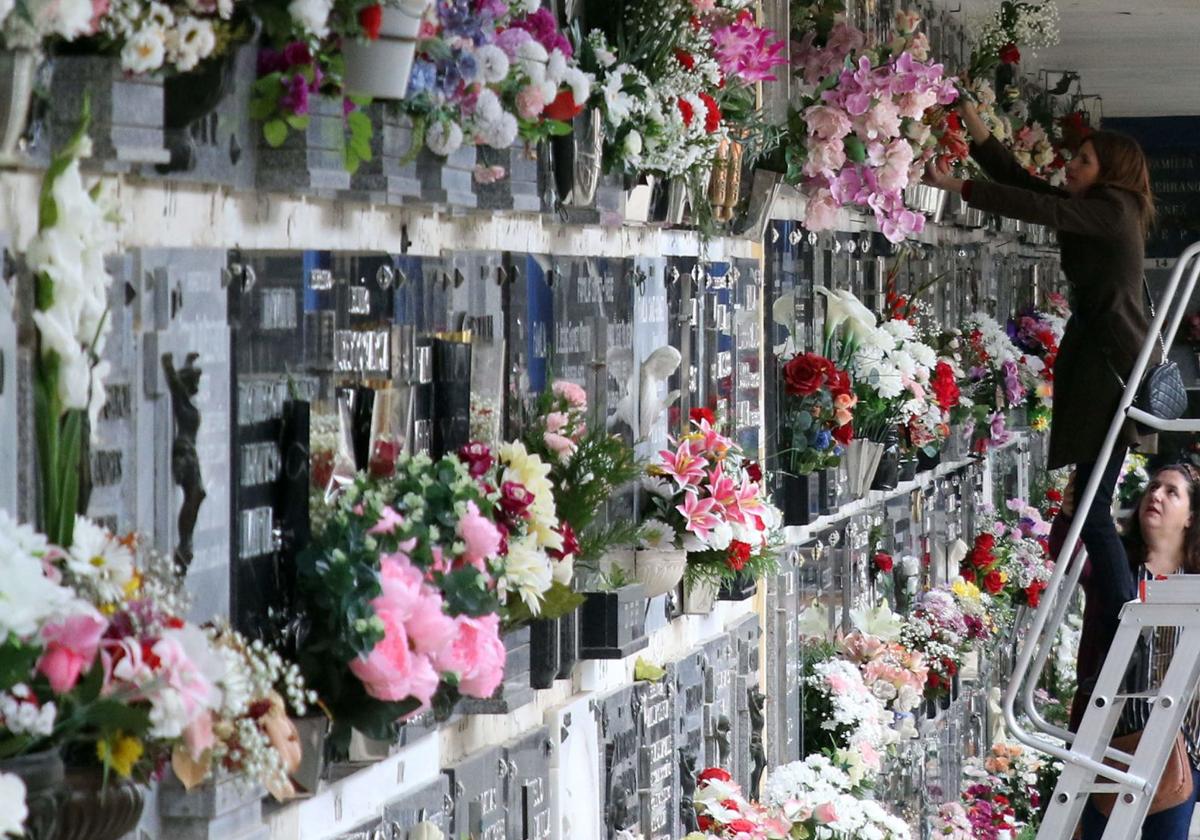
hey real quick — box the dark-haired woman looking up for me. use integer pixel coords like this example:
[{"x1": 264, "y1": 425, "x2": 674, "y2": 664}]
[{"x1": 926, "y1": 102, "x2": 1158, "y2": 638}]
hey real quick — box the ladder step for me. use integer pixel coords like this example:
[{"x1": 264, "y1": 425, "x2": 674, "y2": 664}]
[
  {"x1": 1139, "y1": 576, "x2": 1200, "y2": 603},
  {"x1": 1125, "y1": 407, "x2": 1200, "y2": 433}
]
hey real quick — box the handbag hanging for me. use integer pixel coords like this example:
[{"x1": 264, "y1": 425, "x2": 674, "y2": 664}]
[
  {"x1": 1107, "y1": 278, "x2": 1188, "y2": 422},
  {"x1": 1091, "y1": 729, "x2": 1194, "y2": 817}
]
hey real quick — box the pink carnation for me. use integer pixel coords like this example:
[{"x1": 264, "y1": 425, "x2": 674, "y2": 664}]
[
  {"x1": 542, "y1": 432, "x2": 577, "y2": 461},
  {"x1": 350, "y1": 609, "x2": 440, "y2": 707},
  {"x1": 544, "y1": 411, "x2": 569, "y2": 433},
  {"x1": 804, "y1": 189, "x2": 841, "y2": 231},
  {"x1": 516, "y1": 84, "x2": 545, "y2": 120},
  {"x1": 437, "y1": 613, "x2": 506, "y2": 698},
  {"x1": 551, "y1": 380, "x2": 587, "y2": 408}
]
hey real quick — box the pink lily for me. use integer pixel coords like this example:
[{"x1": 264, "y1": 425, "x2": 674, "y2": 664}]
[
  {"x1": 691, "y1": 418, "x2": 733, "y2": 459},
  {"x1": 705, "y1": 467, "x2": 744, "y2": 524},
  {"x1": 676, "y1": 491, "x2": 721, "y2": 541},
  {"x1": 733, "y1": 476, "x2": 769, "y2": 530},
  {"x1": 656, "y1": 440, "x2": 708, "y2": 489}
]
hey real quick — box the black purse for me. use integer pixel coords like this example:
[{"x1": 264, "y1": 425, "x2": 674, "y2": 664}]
[{"x1": 1109, "y1": 279, "x2": 1187, "y2": 422}]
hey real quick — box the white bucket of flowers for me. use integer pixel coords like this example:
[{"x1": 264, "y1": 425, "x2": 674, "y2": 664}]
[{"x1": 343, "y1": 0, "x2": 431, "y2": 101}]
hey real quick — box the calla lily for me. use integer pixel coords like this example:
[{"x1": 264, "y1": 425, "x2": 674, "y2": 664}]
[{"x1": 816, "y1": 286, "x2": 878, "y2": 360}]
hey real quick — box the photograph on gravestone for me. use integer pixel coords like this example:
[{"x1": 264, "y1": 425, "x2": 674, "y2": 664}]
[
  {"x1": 673, "y1": 649, "x2": 707, "y2": 837},
  {"x1": 383, "y1": 774, "x2": 451, "y2": 839},
  {"x1": 444, "y1": 745, "x2": 507, "y2": 840},
  {"x1": 635, "y1": 667, "x2": 676, "y2": 840},
  {"x1": 503, "y1": 726, "x2": 553, "y2": 840},
  {"x1": 130, "y1": 249, "x2": 232, "y2": 623},
  {"x1": 598, "y1": 686, "x2": 641, "y2": 837}
]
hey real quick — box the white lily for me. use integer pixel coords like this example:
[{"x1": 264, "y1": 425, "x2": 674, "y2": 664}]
[
  {"x1": 849, "y1": 599, "x2": 904, "y2": 641},
  {"x1": 797, "y1": 599, "x2": 833, "y2": 641}
]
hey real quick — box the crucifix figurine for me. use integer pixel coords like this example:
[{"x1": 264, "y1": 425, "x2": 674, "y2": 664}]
[{"x1": 162, "y1": 352, "x2": 206, "y2": 576}]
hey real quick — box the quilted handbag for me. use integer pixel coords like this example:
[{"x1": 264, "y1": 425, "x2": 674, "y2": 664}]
[{"x1": 1112, "y1": 279, "x2": 1187, "y2": 422}]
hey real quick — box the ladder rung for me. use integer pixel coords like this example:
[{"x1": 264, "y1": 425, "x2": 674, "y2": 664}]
[
  {"x1": 1140, "y1": 576, "x2": 1200, "y2": 603},
  {"x1": 1125, "y1": 407, "x2": 1200, "y2": 433},
  {"x1": 1112, "y1": 692, "x2": 1160, "y2": 700}
]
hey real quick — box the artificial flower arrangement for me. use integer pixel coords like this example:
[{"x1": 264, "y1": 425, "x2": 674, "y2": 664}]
[
  {"x1": 777, "y1": 350, "x2": 856, "y2": 476},
  {"x1": 939, "y1": 311, "x2": 1028, "y2": 451},
  {"x1": 962, "y1": 499, "x2": 1054, "y2": 609},
  {"x1": 0, "y1": 512, "x2": 312, "y2": 794},
  {"x1": 642, "y1": 411, "x2": 782, "y2": 591},
  {"x1": 688, "y1": 760, "x2": 912, "y2": 840},
  {"x1": 296, "y1": 450, "x2": 510, "y2": 749},
  {"x1": 898, "y1": 585, "x2": 979, "y2": 702},
  {"x1": 571, "y1": 0, "x2": 786, "y2": 184},
  {"x1": 786, "y1": 5, "x2": 958, "y2": 241},
  {"x1": 966, "y1": 0, "x2": 1061, "y2": 81},
  {"x1": 251, "y1": 0, "x2": 375, "y2": 173},
  {"x1": 88, "y1": 0, "x2": 249, "y2": 74},
  {"x1": 398, "y1": 0, "x2": 591, "y2": 160},
  {"x1": 1008, "y1": 300, "x2": 1067, "y2": 431},
  {"x1": 519, "y1": 380, "x2": 643, "y2": 571}
]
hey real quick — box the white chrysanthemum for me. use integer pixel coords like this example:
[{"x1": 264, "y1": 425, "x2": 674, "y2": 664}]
[
  {"x1": 121, "y1": 26, "x2": 167, "y2": 74},
  {"x1": 66, "y1": 516, "x2": 136, "y2": 604},
  {"x1": 562, "y1": 67, "x2": 591, "y2": 110},
  {"x1": 638, "y1": 519, "x2": 675, "y2": 550},
  {"x1": 168, "y1": 16, "x2": 216, "y2": 72},
  {"x1": 481, "y1": 112, "x2": 518, "y2": 149},
  {"x1": 475, "y1": 44, "x2": 509, "y2": 84},
  {"x1": 905, "y1": 339, "x2": 937, "y2": 369},
  {"x1": 426, "y1": 120, "x2": 464, "y2": 157},
  {"x1": 497, "y1": 535, "x2": 553, "y2": 614},
  {"x1": 881, "y1": 319, "x2": 915, "y2": 342},
  {"x1": 287, "y1": 0, "x2": 331, "y2": 37}
]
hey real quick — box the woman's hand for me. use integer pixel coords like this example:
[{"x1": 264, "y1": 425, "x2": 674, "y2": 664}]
[
  {"x1": 1063, "y1": 472, "x2": 1077, "y2": 518},
  {"x1": 957, "y1": 98, "x2": 992, "y2": 145},
  {"x1": 922, "y1": 158, "x2": 963, "y2": 194}
]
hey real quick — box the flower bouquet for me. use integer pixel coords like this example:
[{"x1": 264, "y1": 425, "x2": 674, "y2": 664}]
[
  {"x1": 941, "y1": 311, "x2": 1028, "y2": 451},
  {"x1": 786, "y1": 6, "x2": 958, "y2": 241},
  {"x1": 296, "y1": 451, "x2": 509, "y2": 748},
  {"x1": 899, "y1": 586, "x2": 973, "y2": 703},
  {"x1": 778, "y1": 351, "x2": 856, "y2": 476},
  {"x1": 1008, "y1": 304, "x2": 1066, "y2": 431},
  {"x1": 643, "y1": 415, "x2": 781, "y2": 595}
]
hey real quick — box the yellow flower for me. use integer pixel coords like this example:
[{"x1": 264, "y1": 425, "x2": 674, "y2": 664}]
[
  {"x1": 952, "y1": 578, "x2": 982, "y2": 602},
  {"x1": 122, "y1": 572, "x2": 142, "y2": 598},
  {"x1": 97, "y1": 732, "x2": 143, "y2": 778}
]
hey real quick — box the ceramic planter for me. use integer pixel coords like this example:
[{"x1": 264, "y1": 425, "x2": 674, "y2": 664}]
[
  {"x1": 632, "y1": 548, "x2": 688, "y2": 598},
  {"x1": 53, "y1": 767, "x2": 144, "y2": 840},
  {"x1": 0, "y1": 49, "x2": 36, "y2": 165},
  {"x1": 681, "y1": 578, "x2": 719, "y2": 615},
  {"x1": 342, "y1": 0, "x2": 430, "y2": 100},
  {"x1": 0, "y1": 749, "x2": 63, "y2": 840},
  {"x1": 50, "y1": 55, "x2": 169, "y2": 171}
]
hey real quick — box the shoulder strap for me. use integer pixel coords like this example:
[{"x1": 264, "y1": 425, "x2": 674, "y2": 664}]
[{"x1": 1143, "y1": 277, "x2": 1168, "y2": 358}]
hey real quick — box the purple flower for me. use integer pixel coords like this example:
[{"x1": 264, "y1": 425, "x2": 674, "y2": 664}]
[
  {"x1": 474, "y1": 0, "x2": 507, "y2": 17},
  {"x1": 989, "y1": 411, "x2": 1010, "y2": 445},
  {"x1": 343, "y1": 97, "x2": 357, "y2": 117},
  {"x1": 710, "y1": 12, "x2": 788, "y2": 83},
  {"x1": 408, "y1": 59, "x2": 437, "y2": 96},
  {"x1": 495, "y1": 26, "x2": 532, "y2": 57},
  {"x1": 280, "y1": 73, "x2": 310, "y2": 116},
  {"x1": 257, "y1": 48, "x2": 286, "y2": 77},
  {"x1": 509, "y1": 8, "x2": 572, "y2": 57},
  {"x1": 1001, "y1": 359, "x2": 1025, "y2": 405},
  {"x1": 283, "y1": 41, "x2": 313, "y2": 68}
]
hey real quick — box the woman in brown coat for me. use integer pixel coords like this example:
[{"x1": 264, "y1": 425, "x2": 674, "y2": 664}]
[{"x1": 926, "y1": 104, "x2": 1157, "y2": 631}]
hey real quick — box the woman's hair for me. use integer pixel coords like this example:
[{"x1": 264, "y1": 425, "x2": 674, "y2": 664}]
[
  {"x1": 1123, "y1": 464, "x2": 1200, "y2": 573},
  {"x1": 1084, "y1": 131, "x2": 1156, "y2": 232}
]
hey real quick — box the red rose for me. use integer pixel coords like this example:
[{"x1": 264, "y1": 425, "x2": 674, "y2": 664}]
[
  {"x1": 943, "y1": 658, "x2": 958, "y2": 676},
  {"x1": 874, "y1": 552, "x2": 894, "y2": 573},
  {"x1": 544, "y1": 90, "x2": 583, "y2": 122},
  {"x1": 698, "y1": 767, "x2": 732, "y2": 784},
  {"x1": 499, "y1": 481, "x2": 535, "y2": 521},
  {"x1": 832, "y1": 422, "x2": 854, "y2": 446},
  {"x1": 690, "y1": 407, "x2": 716, "y2": 425},
  {"x1": 826, "y1": 367, "x2": 852, "y2": 398},
  {"x1": 1026, "y1": 580, "x2": 1046, "y2": 607},
  {"x1": 368, "y1": 438, "x2": 398, "y2": 477},
  {"x1": 782, "y1": 352, "x2": 833, "y2": 397},
  {"x1": 931, "y1": 361, "x2": 960, "y2": 409},
  {"x1": 358, "y1": 3, "x2": 383, "y2": 39},
  {"x1": 697, "y1": 815, "x2": 713, "y2": 831},
  {"x1": 961, "y1": 568, "x2": 976, "y2": 583},
  {"x1": 969, "y1": 547, "x2": 992, "y2": 570},
  {"x1": 727, "y1": 820, "x2": 756, "y2": 833},
  {"x1": 727, "y1": 540, "x2": 752, "y2": 572},
  {"x1": 975, "y1": 533, "x2": 996, "y2": 551},
  {"x1": 999, "y1": 42, "x2": 1021, "y2": 64},
  {"x1": 1046, "y1": 488, "x2": 1063, "y2": 503},
  {"x1": 745, "y1": 461, "x2": 763, "y2": 483},
  {"x1": 677, "y1": 97, "x2": 695, "y2": 127},
  {"x1": 458, "y1": 441, "x2": 495, "y2": 477},
  {"x1": 674, "y1": 49, "x2": 696, "y2": 71},
  {"x1": 699, "y1": 92, "x2": 721, "y2": 133},
  {"x1": 984, "y1": 569, "x2": 1005, "y2": 595}
]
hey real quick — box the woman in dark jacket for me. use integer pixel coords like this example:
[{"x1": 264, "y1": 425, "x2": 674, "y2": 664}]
[{"x1": 926, "y1": 105, "x2": 1157, "y2": 630}]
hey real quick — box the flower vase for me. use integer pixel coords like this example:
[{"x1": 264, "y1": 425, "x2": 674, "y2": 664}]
[
  {"x1": 529, "y1": 616, "x2": 560, "y2": 689},
  {"x1": 870, "y1": 446, "x2": 898, "y2": 491},
  {"x1": 898, "y1": 454, "x2": 918, "y2": 482},
  {"x1": 579, "y1": 583, "x2": 649, "y2": 658},
  {"x1": 256, "y1": 94, "x2": 351, "y2": 196},
  {"x1": 53, "y1": 767, "x2": 144, "y2": 840},
  {"x1": 556, "y1": 607, "x2": 579, "y2": 680},
  {"x1": 717, "y1": 572, "x2": 757, "y2": 602},
  {"x1": 551, "y1": 108, "x2": 603, "y2": 217},
  {"x1": 681, "y1": 578, "x2": 719, "y2": 615},
  {"x1": 938, "y1": 689, "x2": 951, "y2": 711},
  {"x1": 0, "y1": 749, "x2": 63, "y2": 840},
  {"x1": 160, "y1": 42, "x2": 239, "y2": 173},
  {"x1": 49, "y1": 55, "x2": 169, "y2": 171},
  {"x1": 648, "y1": 176, "x2": 690, "y2": 226},
  {"x1": 817, "y1": 467, "x2": 837, "y2": 516},
  {"x1": 632, "y1": 548, "x2": 688, "y2": 599},
  {"x1": 844, "y1": 440, "x2": 885, "y2": 498},
  {"x1": 290, "y1": 714, "x2": 331, "y2": 795},
  {"x1": 777, "y1": 471, "x2": 820, "y2": 526},
  {"x1": 0, "y1": 49, "x2": 37, "y2": 165},
  {"x1": 924, "y1": 696, "x2": 939, "y2": 720},
  {"x1": 916, "y1": 447, "x2": 941, "y2": 472},
  {"x1": 732, "y1": 167, "x2": 783, "y2": 240},
  {"x1": 343, "y1": 1, "x2": 429, "y2": 99}
]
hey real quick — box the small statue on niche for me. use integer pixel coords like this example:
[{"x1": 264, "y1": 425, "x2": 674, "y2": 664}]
[
  {"x1": 715, "y1": 714, "x2": 732, "y2": 769},
  {"x1": 749, "y1": 686, "x2": 767, "y2": 796},
  {"x1": 679, "y1": 751, "x2": 698, "y2": 832},
  {"x1": 162, "y1": 352, "x2": 205, "y2": 575}
]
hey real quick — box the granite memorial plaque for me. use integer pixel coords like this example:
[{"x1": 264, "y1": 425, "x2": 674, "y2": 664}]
[
  {"x1": 579, "y1": 583, "x2": 649, "y2": 660},
  {"x1": 673, "y1": 648, "x2": 707, "y2": 836},
  {"x1": 766, "y1": 551, "x2": 801, "y2": 769},
  {"x1": 732, "y1": 615, "x2": 761, "y2": 794},
  {"x1": 504, "y1": 727, "x2": 553, "y2": 840},
  {"x1": 444, "y1": 745, "x2": 507, "y2": 840},
  {"x1": 704, "y1": 633, "x2": 737, "y2": 775},
  {"x1": 598, "y1": 686, "x2": 641, "y2": 837},
  {"x1": 126, "y1": 249, "x2": 231, "y2": 622},
  {"x1": 382, "y1": 775, "x2": 451, "y2": 839},
  {"x1": 0, "y1": 266, "x2": 15, "y2": 515},
  {"x1": 636, "y1": 670, "x2": 676, "y2": 840}
]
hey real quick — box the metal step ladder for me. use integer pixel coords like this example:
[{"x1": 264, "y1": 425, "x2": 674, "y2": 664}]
[{"x1": 1002, "y1": 239, "x2": 1200, "y2": 840}]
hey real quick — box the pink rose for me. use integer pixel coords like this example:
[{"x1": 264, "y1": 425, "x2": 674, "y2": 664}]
[
  {"x1": 814, "y1": 802, "x2": 839, "y2": 824},
  {"x1": 436, "y1": 613, "x2": 506, "y2": 698},
  {"x1": 802, "y1": 137, "x2": 847, "y2": 179},
  {"x1": 544, "y1": 412, "x2": 569, "y2": 433},
  {"x1": 804, "y1": 104, "x2": 852, "y2": 141},
  {"x1": 542, "y1": 432, "x2": 577, "y2": 461},
  {"x1": 457, "y1": 501, "x2": 502, "y2": 568},
  {"x1": 403, "y1": 586, "x2": 458, "y2": 658},
  {"x1": 350, "y1": 610, "x2": 440, "y2": 707},
  {"x1": 516, "y1": 84, "x2": 546, "y2": 120},
  {"x1": 551, "y1": 380, "x2": 587, "y2": 408},
  {"x1": 377, "y1": 551, "x2": 424, "y2": 614},
  {"x1": 854, "y1": 99, "x2": 901, "y2": 141},
  {"x1": 804, "y1": 190, "x2": 841, "y2": 231},
  {"x1": 38, "y1": 609, "x2": 107, "y2": 694}
]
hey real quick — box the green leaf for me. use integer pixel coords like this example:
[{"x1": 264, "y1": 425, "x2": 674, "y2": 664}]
[
  {"x1": 284, "y1": 113, "x2": 310, "y2": 132},
  {"x1": 0, "y1": 639, "x2": 40, "y2": 690},
  {"x1": 843, "y1": 134, "x2": 866, "y2": 163},
  {"x1": 545, "y1": 119, "x2": 573, "y2": 136},
  {"x1": 346, "y1": 109, "x2": 371, "y2": 138},
  {"x1": 263, "y1": 119, "x2": 289, "y2": 148},
  {"x1": 247, "y1": 96, "x2": 276, "y2": 122},
  {"x1": 634, "y1": 657, "x2": 667, "y2": 682}
]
